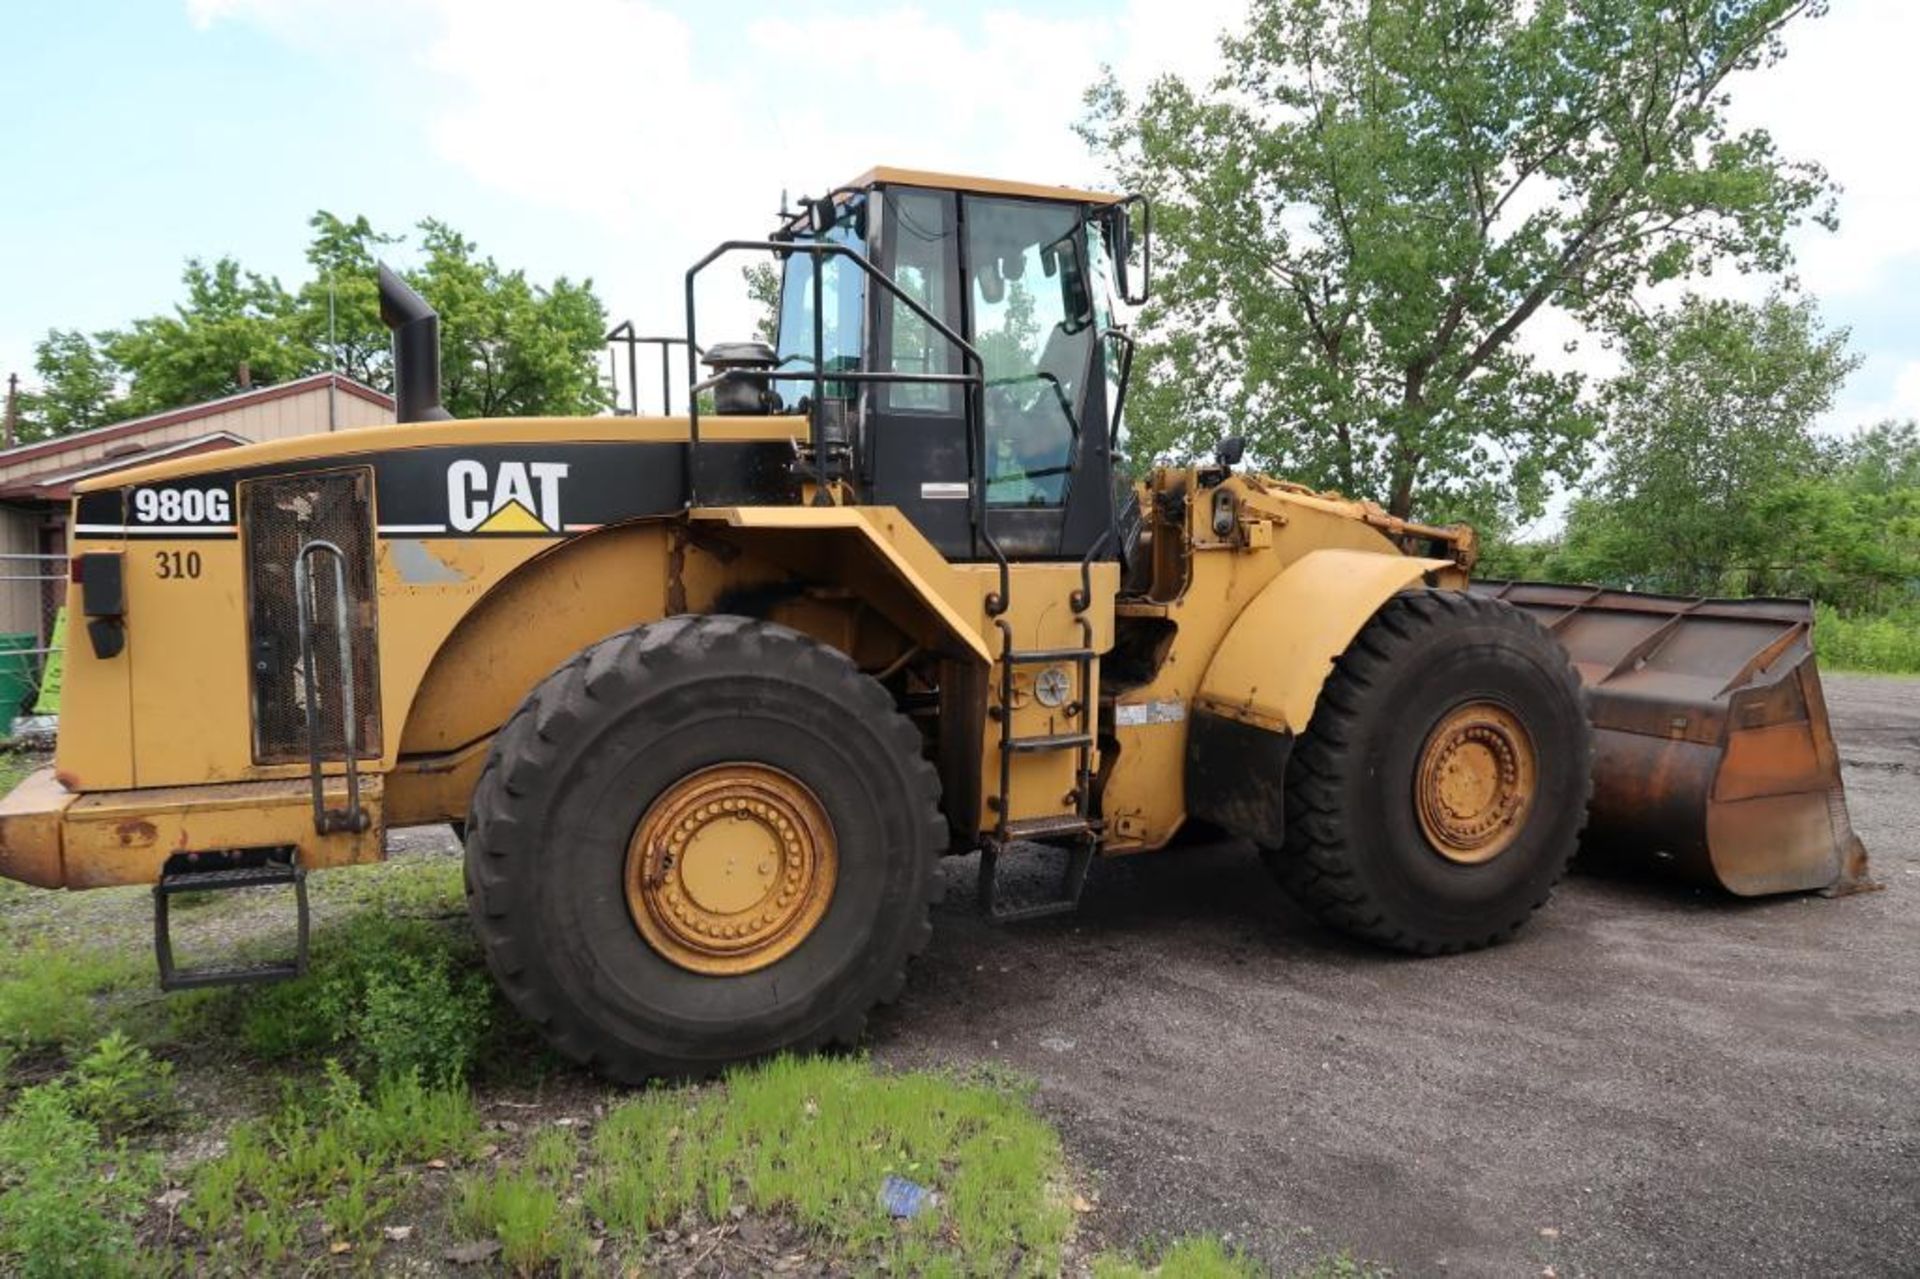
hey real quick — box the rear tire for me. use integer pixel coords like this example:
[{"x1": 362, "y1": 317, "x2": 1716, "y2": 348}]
[
  {"x1": 464, "y1": 615, "x2": 944, "y2": 1082},
  {"x1": 1266, "y1": 589, "x2": 1591, "y2": 954}
]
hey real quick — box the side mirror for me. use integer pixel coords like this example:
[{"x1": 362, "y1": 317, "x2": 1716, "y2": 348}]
[
  {"x1": 1111, "y1": 195, "x2": 1152, "y2": 307},
  {"x1": 807, "y1": 196, "x2": 838, "y2": 235},
  {"x1": 1214, "y1": 436, "x2": 1245, "y2": 467}
]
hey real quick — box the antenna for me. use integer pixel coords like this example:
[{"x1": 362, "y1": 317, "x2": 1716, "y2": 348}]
[{"x1": 327, "y1": 271, "x2": 339, "y2": 431}]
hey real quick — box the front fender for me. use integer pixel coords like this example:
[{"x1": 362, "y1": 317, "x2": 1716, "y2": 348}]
[{"x1": 1185, "y1": 549, "x2": 1449, "y2": 845}]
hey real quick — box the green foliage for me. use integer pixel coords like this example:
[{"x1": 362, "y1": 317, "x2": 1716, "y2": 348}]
[
  {"x1": 0, "y1": 1084, "x2": 155, "y2": 1278},
  {"x1": 414, "y1": 219, "x2": 610, "y2": 419},
  {"x1": 586, "y1": 1054, "x2": 1069, "y2": 1275},
  {"x1": 184, "y1": 1063, "x2": 480, "y2": 1261},
  {"x1": 1557, "y1": 294, "x2": 1857, "y2": 596},
  {"x1": 1093, "y1": 1235, "x2": 1270, "y2": 1278},
  {"x1": 454, "y1": 1166, "x2": 589, "y2": 1274},
  {"x1": 101, "y1": 258, "x2": 307, "y2": 415},
  {"x1": 294, "y1": 210, "x2": 399, "y2": 392},
  {"x1": 744, "y1": 261, "x2": 783, "y2": 345},
  {"x1": 1082, "y1": 0, "x2": 1835, "y2": 519},
  {"x1": 1815, "y1": 604, "x2": 1920, "y2": 675},
  {"x1": 19, "y1": 213, "x2": 609, "y2": 429},
  {"x1": 0, "y1": 943, "x2": 144, "y2": 1053},
  {"x1": 67, "y1": 1032, "x2": 175, "y2": 1138},
  {"x1": 18, "y1": 330, "x2": 121, "y2": 440},
  {"x1": 185, "y1": 911, "x2": 495, "y2": 1084}
]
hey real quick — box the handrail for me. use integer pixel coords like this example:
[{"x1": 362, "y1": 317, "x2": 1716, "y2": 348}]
[
  {"x1": 605, "y1": 322, "x2": 702, "y2": 416},
  {"x1": 293, "y1": 540, "x2": 369, "y2": 835},
  {"x1": 684, "y1": 237, "x2": 1011, "y2": 614}
]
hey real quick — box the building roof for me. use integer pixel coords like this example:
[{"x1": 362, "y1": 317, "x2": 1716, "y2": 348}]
[
  {"x1": 0, "y1": 432, "x2": 251, "y2": 501},
  {"x1": 849, "y1": 166, "x2": 1126, "y2": 206},
  {"x1": 0, "y1": 372, "x2": 393, "y2": 474}
]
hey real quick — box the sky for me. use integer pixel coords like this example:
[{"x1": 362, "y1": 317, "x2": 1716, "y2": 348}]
[{"x1": 2, "y1": 0, "x2": 1916, "y2": 451}]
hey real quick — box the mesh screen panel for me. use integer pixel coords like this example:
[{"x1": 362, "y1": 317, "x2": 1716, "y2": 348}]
[{"x1": 242, "y1": 468, "x2": 382, "y2": 764}]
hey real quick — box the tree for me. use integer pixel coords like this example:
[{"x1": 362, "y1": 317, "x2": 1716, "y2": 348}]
[
  {"x1": 18, "y1": 330, "x2": 122, "y2": 440},
  {"x1": 1081, "y1": 0, "x2": 1837, "y2": 520},
  {"x1": 53, "y1": 216, "x2": 611, "y2": 424},
  {"x1": 412, "y1": 221, "x2": 609, "y2": 419},
  {"x1": 100, "y1": 257, "x2": 307, "y2": 414},
  {"x1": 294, "y1": 211, "x2": 399, "y2": 391},
  {"x1": 1557, "y1": 294, "x2": 1855, "y2": 595},
  {"x1": 743, "y1": 263, "x2": 782, "y2": 346}
]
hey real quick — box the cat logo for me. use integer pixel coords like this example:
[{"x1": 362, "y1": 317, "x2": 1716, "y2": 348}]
[{"x1": 447, "y1": 460, "x2": 571, "y2": 534}]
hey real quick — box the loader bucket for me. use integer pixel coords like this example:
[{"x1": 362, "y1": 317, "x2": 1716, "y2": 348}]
[{"x1": 1471, "y1": 582, "x2": 1873, "y2": 897}]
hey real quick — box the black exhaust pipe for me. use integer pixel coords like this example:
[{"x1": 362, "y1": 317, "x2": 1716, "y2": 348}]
[{"x1": 377, "y1": 263, "x2": 453, "y2": 423}]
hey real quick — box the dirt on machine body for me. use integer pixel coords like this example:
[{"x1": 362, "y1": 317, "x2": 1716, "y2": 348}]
[{"x1": 0, "y1": 167, "x2": 1869, "y2": 1078}]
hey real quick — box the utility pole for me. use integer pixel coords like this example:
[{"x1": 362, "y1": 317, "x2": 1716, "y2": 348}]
[{"x1": 3, "y1": 374, "x2": 18, "y2": 449}]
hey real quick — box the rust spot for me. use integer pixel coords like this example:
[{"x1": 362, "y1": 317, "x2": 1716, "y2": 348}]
[
  {"x1": 666, "y1": 523, "x2": 689, "y2": 616},
  {"x1": 116, "y1": 820, "x2": 157, "y2": 847},
  {"x1": 54, "y1": 771, "x2": 80, "y2": 791}
]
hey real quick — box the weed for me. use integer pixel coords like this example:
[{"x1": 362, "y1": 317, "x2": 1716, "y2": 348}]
[
  {"x1": 68, "y1": 1032, "x2": 175, "y2": 1137},
  {"x1": 527, "y1": 1124, "x2": 580, "y2": 1183},
  {"x1": 0, "y1": 944, "x2": 144, "y2": 1052},
  {"x1": 1093, "y1": 1239, "x2": 1387, "y2": 1279},
  {"x1": 453, "y1": 1166, "x2": 589, "y2": 1274},
  {"x1": 1815, "y1": 603, "x2": 1920, "y2": 675},
  {"x1": 587, "y1": 1055, "x2": 1069, "y2": 1275},
  {"x1": 180, "y1": 911, "x2": 498, "y2": 1082},
  {"x1": 183, "y1": 1063, "x2": 479, "y2": 1262},
  {"x1": 0, "y1": 1083, "x2": 155, "y2": 1278}
]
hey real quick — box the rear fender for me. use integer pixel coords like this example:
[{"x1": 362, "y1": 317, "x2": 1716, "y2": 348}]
[{"x1": 1186, "y1": 549, "x2": 1450, "y2": 844}]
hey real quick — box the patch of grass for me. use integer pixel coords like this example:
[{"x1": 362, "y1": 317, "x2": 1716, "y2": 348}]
[
  {"x1": 183, "y1": 1062, "x2": 480, "y2": 1264},
  {"x1": 176, "y1": 911, "x2": 497, "y2": 1083},
  {"x1": 453, "y1": 1166, "x2": 590, "y2": 1274},
  {"x1": 67, "y1": 1031, "x2": 176, "y2": 1138},
  {"x1": 1815, "y1": 603, "x2": 1920, "y2": 674},
  {"x1": 0, "y1": 944, "x2": 146, "y2": 1054},
  {"x1": 586, "y1": 1055, "x2": 1069, "y2": 1276},
  {"x1": 0, "y1": 1081, "x2": 156, "y2": 1278},
  {"x1": 1095, "y1": 1241, "x2": 1390, "y2": 1279},
  {"x1": 0, "y1": 750, "x2": 37, "y2": 799}
]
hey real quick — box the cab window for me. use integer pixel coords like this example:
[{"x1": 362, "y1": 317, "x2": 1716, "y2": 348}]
[
  {"x1": 883, "y1": 190, "x2": 958, "y2": 413},
  {"x1": 774, "y1": 213, "x2": 866, "y2": 409},
  {"x1": 963, "y1": 196, "x2": 1096, "y2": 507}
]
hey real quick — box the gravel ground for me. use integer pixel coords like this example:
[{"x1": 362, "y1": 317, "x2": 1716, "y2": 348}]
[{"x1": 868, "y1": 673, "x2": 1920, "y2": 1277}]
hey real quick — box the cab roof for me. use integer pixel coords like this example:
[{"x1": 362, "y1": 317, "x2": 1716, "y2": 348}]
[{"x1": 849, "y1": 165, "x2": 1124, "y2": 206}]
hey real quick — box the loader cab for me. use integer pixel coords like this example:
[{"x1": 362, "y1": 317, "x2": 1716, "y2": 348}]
[{"x1": 766, "y1": 171, "x2": 1137, "y2": 563}]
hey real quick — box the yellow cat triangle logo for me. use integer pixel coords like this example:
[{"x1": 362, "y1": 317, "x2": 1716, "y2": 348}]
[{"x1": 475, "y1": 499, "x2": 550, "y2": 534}]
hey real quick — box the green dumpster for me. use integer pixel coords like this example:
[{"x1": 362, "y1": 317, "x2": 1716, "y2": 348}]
[{"x1": 0, "y1": 634, "x2": 38, "y2": 735}]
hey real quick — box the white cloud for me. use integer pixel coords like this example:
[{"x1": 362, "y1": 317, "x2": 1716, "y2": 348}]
[
  {"x1": 1725, "y1": 0, "x2": 1920, "y2": 298},
  {"x1": 188, "y1": 0, "x2": 1246, "y2": 361}
]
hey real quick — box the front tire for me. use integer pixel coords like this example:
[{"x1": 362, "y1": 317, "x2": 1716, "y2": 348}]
[
  {"x1": 464, "y1": 615, "x2": 943, "y2": 1082},
  {"x1": 1267, "y1": 589, "x2": 1591, "y2": 954}
]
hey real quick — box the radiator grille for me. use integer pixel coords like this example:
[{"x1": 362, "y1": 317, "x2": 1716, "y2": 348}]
[{"x1": 243, "y1": 468, "x2": 382, "y2": 764}]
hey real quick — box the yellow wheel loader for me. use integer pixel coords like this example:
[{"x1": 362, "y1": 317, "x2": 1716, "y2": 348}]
[{"x1": 0, "y1": 168, "x2": 1870, "y2": 1079}]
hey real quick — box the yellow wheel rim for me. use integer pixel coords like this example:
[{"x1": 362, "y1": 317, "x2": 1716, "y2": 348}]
[
  {"x1": 1414, "y1": 701, "x2": 1537, "y2": 866},
  {"x1": 624, "y1": 764, "x2": 837, "y2": 975}
]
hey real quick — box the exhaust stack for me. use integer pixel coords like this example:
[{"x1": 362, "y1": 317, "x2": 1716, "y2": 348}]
[{"x1": 377, "y1": 264, "x2": 453, "y2": 423}]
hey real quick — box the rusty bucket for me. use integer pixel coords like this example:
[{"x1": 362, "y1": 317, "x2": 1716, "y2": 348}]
[{"x1": 1471, "y1": 582, "x2": 1873, "y2": 897}]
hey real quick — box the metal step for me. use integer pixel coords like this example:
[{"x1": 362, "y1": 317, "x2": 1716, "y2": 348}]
[
  {"x1": 1004, "y1": 732, "x2": 1094, "y2": 754},
  {"x1": 1002, "y1": 646, "x2": 1096, "y2": 664},
  {"x1": 154, "y1": 856, "x2": 310, "y2": 991},
  {"x1": 1003, "y1": 814, "x2": 1096, "y2": 841},
  {"x1": 977, "y1": 838, "x2": 1095, "y2": 923}
]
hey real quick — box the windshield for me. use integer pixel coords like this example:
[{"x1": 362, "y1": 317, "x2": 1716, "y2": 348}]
[
  {"x1": 965, "y1": 196, "x2": 1096, "y2": 507},
  {"x1": 773, "y1": 211, "x2": 867, "y2": 410}
]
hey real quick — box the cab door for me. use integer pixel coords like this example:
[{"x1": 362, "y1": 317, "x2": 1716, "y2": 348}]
[{"x1": 862, "y1": 187, "x2": 974, "y2": 556}]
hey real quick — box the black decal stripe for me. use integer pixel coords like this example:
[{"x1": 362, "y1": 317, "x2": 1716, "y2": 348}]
[{"x1": 79, "y1": 440, "x2": 794, "y2": 542}]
